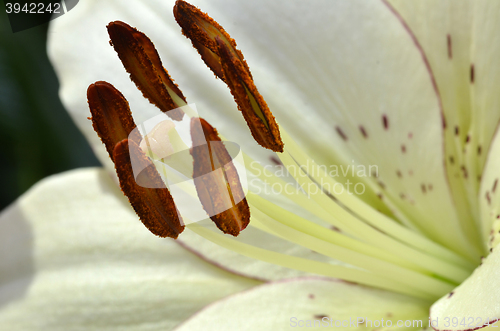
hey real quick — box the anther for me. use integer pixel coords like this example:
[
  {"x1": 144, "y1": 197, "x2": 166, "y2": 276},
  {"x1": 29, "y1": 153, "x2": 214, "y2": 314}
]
[
  {"x1": 173, "y1": 0, "x2": 241, "y2": 80},
  {"x1": 88, "y1": 82, "x2": 184, "y2": 238},
  {"x1": 114, "y1": 139, "x2": 185, "y2": 238},
  {"x1": 216, "y1": 38, "x2": 283, "y2": 152},
  {"x1": 174, "y1": 0, "x2": 283, "y2": 152},
  {"x1": 190, "y1": 117, "x2": 250, "y2": 236},
  {"x1": 107, "y1": 21, "x2": 186, "y2": 120},
  {"x1": 87, "y1": 81, "x2": 141, "y2": 161}
]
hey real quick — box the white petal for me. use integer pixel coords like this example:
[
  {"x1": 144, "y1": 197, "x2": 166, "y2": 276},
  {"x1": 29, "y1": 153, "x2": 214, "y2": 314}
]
[
  {"x1": 174, "y1": 277, "x2": 429, "y2": 331},
  {"x1": 0, "y1": 168, "x2": 258, "y2": 330},
  {"x1": 430, "y1": 246, "x2": 500, "y2": 331},
  {"x1": 479, "y1": 124, "x2": 500, "y2": 247},
  {"x1": 470, "y1": 2, "x2": 500, "y2": 174},
  {"x1": 388, "y1": 0, "x2": 500, "y2": 256},
  {"x1": 387, "y1": 0, "x2": 500, "y2": 181}
]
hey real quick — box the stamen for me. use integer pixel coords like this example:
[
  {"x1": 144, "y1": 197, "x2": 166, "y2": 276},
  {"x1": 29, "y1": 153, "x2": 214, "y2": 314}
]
[
  {"x1": 190, "y1": 117, "x2": 250, "y2": 236},
  {"x1": 188, "y1": 223, "x2": 436, "y2": 301},
  {"x1": 87, "y1": 81, "x2": 140, "y2": 161},
  {"x1": 173, "y1": 0, "x2": 242, "y2": 79},
  {"x1": 88, "y1": 81, "x2": 184, "y2": 238},
  {"x1": 249, "y1": 207, "x2": 456, "y2": 297},
  {"x1": 278, "y1": 129, "x2": 476, "y2": 268},
  {"x1": 107, "y1": 21, "x2": 186, "y2": 120},
  {"x1": 114, "y1": 139, "x2": 185, "y2": 238},
  {"x1": 216, "y1": 38, "x2": 283, "y2": 152},
  {"x1": 174, "y1": 0, "x2": 284, "y2": 152}
]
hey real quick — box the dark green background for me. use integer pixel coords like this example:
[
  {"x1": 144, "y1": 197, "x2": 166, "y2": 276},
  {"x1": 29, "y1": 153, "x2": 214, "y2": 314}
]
[{"x1": 0, "y1": 9, "x2": 99, "y2": 210}]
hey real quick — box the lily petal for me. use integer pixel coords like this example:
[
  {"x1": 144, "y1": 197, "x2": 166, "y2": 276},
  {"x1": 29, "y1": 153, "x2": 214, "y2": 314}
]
[
  {"x1": 388, "y1": 0, "x2": 500, "y2": 256},
  {"x1": 174, "y1": 277, "x2": 429, "y2": 331},
  {"x1": 430, "y1": 246, "x2": 500, "y2": 331},
  {"x1": 479, "y1": 124, "x2": 500, "y2": 250},
  {"x1": 0, "y1": 168, "x2": 258, "y2": 330}
]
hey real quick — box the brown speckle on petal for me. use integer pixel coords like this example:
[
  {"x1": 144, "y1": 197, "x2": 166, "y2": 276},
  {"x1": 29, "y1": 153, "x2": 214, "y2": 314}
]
[
  {"x1": 382, "y1": 114, "x2": 389, "y2": 130},
  {"x1": 461, "y1": 166, "x2": 468, "y2": 179},
  {"x1": 421, "y1": 184, "x2": 427, "y2": 194},
  {"x1": 270, "y1": 156, "x2": 283, "y2": 166},
  {"x1": 447, "y1": 34, "x2": 452, "y2": 59},
  {"x1": 314, "y1": 314, "x2": 329, "y2": 320},
  {"x1": 335, "y1": 126, "x2": 348, "y2": 141},
  {"x1": 359, "y1": 125, "x2": 368, "y2": 138}
]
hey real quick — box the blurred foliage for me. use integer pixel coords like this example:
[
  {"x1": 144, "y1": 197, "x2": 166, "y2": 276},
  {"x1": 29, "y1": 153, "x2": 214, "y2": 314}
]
[{"x1": 0, "y1": 9, "x2": 99, "y2": 210}]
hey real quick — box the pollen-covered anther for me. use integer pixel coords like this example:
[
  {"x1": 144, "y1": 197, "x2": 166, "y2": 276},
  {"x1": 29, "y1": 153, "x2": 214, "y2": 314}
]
[
  {"x1": 173, "y1": 0, "x2": 243, "y2": 80},
  {"x1": 107, "y1": 21, "x2": 186, "y2": 120},
  {"x1": 114, "y1": 139, "x2": 185, "y2": 238},
  {"x1": 174, "y1": 0, "x2": 283, "y2": 152},
  {"x1": 216, "y1": 37, "x2": 284, "y2": 152},
  {"x1": 87, "y1": 81, "x2": 141, "y2": 161},
  {"x1": 190, "y1": 117, "x2": 250, "y2": 236}
]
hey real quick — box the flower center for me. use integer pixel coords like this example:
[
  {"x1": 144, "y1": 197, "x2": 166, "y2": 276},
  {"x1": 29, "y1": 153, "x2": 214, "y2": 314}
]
[{"x1": 87, "y1": 0, "x2": 481, "y2": 303}]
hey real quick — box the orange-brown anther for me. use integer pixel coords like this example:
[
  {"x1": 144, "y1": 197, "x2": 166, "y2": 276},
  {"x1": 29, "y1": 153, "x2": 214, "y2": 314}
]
[
  {"x1": 87, "y1": 81, "x2": 141, "y2": 161},
  {"x1": 114, "y1": 139, "x2": 185, "y2": 238},
  {"x1": 173, "y1": 0, "x2": 244, "y2": 80},
  {"x1": 174, "y1": 0, "x2": 284, "y2": 152},
  {"x1": 107, "y1": 21, "x2": 185, "y2": 121},
  {"x1": 216, "y1": 38, "x2": 284, "y2": 153},
  {"x1": 190, "y1": 117, "x2": 250, "y2": 236}
]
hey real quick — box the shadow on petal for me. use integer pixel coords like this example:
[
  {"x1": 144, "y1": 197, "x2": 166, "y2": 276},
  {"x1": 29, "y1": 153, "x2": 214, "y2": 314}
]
[{"x1": 0, "y1": 203, "x2": 34, "y2": 308}]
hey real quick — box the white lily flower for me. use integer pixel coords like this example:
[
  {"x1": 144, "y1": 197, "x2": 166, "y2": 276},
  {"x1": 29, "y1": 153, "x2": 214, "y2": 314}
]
[{"x1": 2, "y1": 0, "x2": 500, "y2": 330}]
